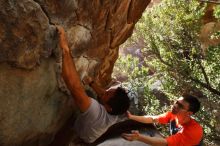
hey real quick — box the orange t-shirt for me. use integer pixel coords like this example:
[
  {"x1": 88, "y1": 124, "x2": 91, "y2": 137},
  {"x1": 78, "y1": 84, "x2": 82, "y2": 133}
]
[{"x1": 157, "y1": 112, "x2": 203, "y2": 146}]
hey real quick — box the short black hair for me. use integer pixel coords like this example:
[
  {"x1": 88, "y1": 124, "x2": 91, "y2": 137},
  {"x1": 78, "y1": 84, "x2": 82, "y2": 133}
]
[
  {"x1": 107, "y1": 87, "x2": 130, "y2": 115},
  {"x1": 183, "y1": 95, "x2": 201, "y2": 114}
]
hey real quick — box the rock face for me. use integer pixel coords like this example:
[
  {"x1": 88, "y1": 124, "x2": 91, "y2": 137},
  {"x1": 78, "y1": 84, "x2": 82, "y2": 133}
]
[
  {"x1": 0, "y1": 0, "x2": 150, "y2": 146},
  {"x1": 200, "y1": 22, "x2": 220, "y2": 51}
]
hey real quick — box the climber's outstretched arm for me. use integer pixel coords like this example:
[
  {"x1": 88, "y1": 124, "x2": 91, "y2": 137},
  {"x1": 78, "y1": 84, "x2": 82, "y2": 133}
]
[{"x1": 57, "y1": 26, "x2": 91, "y2": 112}]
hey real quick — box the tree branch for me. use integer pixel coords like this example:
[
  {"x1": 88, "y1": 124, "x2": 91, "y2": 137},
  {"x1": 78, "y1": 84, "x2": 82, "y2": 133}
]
[
  {"x1": 200, "y1": 0, "x2": 220, "y2": 4},
  {"x1": 197, "y1": 59, "x2": 211, "y2": 87},
  {"x1": 189, "y1": 76, "x2": 220, "y2": 96}
]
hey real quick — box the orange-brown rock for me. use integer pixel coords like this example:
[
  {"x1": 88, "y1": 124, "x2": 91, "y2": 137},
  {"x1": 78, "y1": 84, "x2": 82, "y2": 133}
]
[
  {"x1": 200, "y1": 22, "x2": 220, "y2": 51},
  {"x1": 201, "y1": 3, "x2": 217, "y2": 24},
  {"x1": 199, "y1": 2, "x2": 220, "y2": 52}
]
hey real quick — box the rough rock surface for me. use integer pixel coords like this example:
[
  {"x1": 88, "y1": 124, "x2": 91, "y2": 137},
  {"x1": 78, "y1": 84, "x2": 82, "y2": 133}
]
[
  {"x1": 0, "y1": 0, "x2": 150, "y2": 146},
  {"x1": 200, "y1": 22, "x2": 220, "y2": 51}
]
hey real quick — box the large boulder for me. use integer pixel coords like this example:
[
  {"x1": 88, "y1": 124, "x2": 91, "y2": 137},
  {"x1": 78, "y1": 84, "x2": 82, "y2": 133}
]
[{"x1": 0, "y1": 0, "x2": 150, "y2": 146}]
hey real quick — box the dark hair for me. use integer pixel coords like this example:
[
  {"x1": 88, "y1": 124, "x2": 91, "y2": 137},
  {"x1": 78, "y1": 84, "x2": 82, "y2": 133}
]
[
  {"x1": 183, "y1": 95, "x2": 201, "y2": 114},
  {"x1": 107, "y1": 87, "x2": 130, "y2": 115}
]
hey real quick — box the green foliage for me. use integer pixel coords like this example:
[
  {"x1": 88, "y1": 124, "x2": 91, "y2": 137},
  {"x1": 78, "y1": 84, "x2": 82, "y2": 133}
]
[
  {"x1": 212, "y1": 6, "x2": 220, "y2": 40},
  {"x1": 113, "y1": 55, "x2": 167, "y2": 115},
  {"x1": 214, "y1": 5, "x2": 220, "y2": 19},
  {"x1": 114, "y1": 0, "x2": 220, "y2": 144}
]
